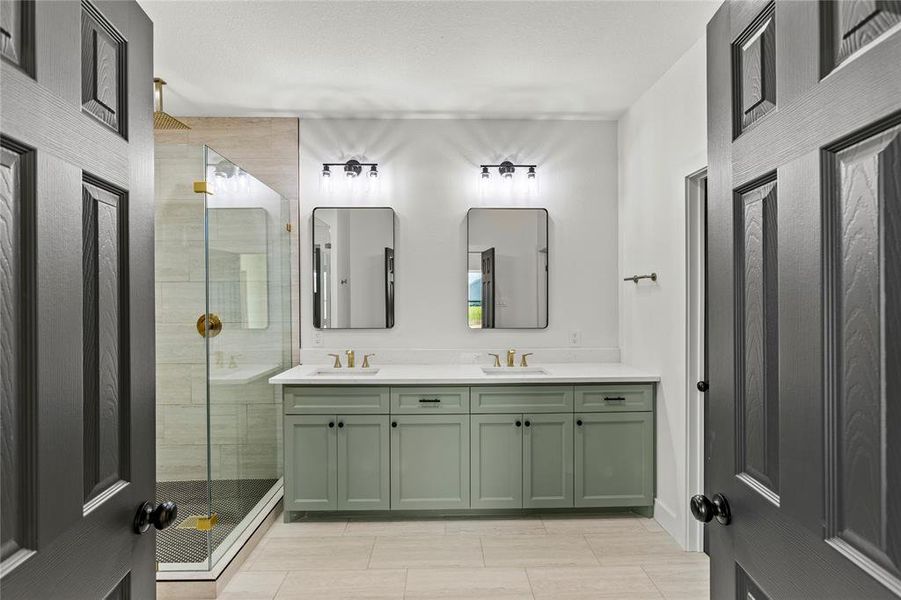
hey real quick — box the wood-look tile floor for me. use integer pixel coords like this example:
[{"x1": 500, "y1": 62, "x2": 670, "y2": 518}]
[{"x1": 211, "y1": 513, "x2": 709, "y2": 599}]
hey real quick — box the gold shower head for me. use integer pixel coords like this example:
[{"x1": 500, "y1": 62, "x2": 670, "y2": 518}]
[{"x1": 153, "y1": 78, "x2": 190, "y2": 130}]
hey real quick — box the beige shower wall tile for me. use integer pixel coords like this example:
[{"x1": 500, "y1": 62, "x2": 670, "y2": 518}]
[{"x1": 157, "y1": 363, "x2": 193, "y2": 405}]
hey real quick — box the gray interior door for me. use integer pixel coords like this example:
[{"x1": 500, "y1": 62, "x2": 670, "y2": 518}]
[
  {"x1": 481, "y1": 247, "x2": 495, "y2": 328},
  {"x1": 704, "y1": 1, "x2": 901, "y2": 598},
  {"x1": 1, "y1": 1, "x2": 159, "y2": 598}
]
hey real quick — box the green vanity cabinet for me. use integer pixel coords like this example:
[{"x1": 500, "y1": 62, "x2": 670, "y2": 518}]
[
  {"x1": 284, "y1": 414, "x2": 390, "y2": 512},
  {"x1": 470, "y1": 414, "x2": 523, "y2": 509},
  {"x1": 390, "y1": 414, "x2": 470, "y2": 510},
  {"x1": 282, "y1": 381, "x2": 655, "y2": 516},
  {"x1": 284, "y1": 415, "x2": 337, "y2": 511},
  {"x1": 471, "y1": 412, "x2": 573, "y2": 509},
  {"x1": 574, "y1": 412, "x2": 654, "y2": 507},
  {"x1": 337, "y1": 415, "x2": 391, "y2": 510},
  {"x1": 523, "y1": 413, "x2": 574, "y2": 508}
]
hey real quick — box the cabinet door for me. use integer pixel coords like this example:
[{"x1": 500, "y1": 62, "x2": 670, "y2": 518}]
[
  {"x1": 471, "y1": 414, "x2": 523, "y2": 509},
  {"x1": 391, "y1": 415, "x2": 470, "y2": 510},
  {"x1": 337, "y1": 415, "x2": 390, "y2": 510},
  {"x1": 523, "y1": 413, "x2": 573, "y2": 508},
  {"x1": 574, "y1": 412, "x2": 653, "y2": 507},
  {"x1": 284, "y1": 415, "x2": 337, "y2": 511}
]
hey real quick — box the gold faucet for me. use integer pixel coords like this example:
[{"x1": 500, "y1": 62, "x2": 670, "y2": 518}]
[
  {"x1": 328, "y1": 353, "x2": 342, "y2": 368},
  {"x1": 362, "y1": 353, "x2": 375, "y2": 368},
  {"x1": 488, "y1": 353, "x2": 501, "y2": 368},
  {"x1": 520, "y1": 353, "x2": 533, "y2": 367},
  {"x1": 345, "y1": 350, "x2": 355, "y2": 368},
  {"x1": 506, "y1": 349, "x2": 516, "y2": 368}
]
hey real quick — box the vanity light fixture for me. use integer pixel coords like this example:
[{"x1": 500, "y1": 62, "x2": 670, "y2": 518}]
[
  {"x1": 321, "y1": 159, "x2": 378, "y2": 180},
  {"x1": 480, "y1": 161, "x2": 537, "y2": 180},
  {"x1": 479, "y1": 161, "x2": 539, "y2": 198}
]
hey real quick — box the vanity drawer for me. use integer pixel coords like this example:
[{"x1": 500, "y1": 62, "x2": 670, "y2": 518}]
[
  {"x1": 574, "y1": 384, "x2": 654, "y2": 412},
  {"x1": 471, "y1": 386, "x2": 573, "y2": 413},
  {"x1": 284, "y1": 386, "x2": 390, "y2": 414},
  {"x1": 391, "y1": 387, "x2": 470, "y2": 414}
]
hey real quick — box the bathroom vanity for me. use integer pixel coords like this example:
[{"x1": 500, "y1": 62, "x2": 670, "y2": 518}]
[{"x1": 270, "y1": 364, "x2": 658, "y2": 520}]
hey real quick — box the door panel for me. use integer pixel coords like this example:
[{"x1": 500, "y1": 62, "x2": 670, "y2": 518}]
[
  {"x1": 523, "y1": 413, "x2": 572, "y2": 509},
  {"x1": 285, "y1": 415, "x2": 337, "y2": 511},
  {"x1": 706, "y1": 2, "x2": 901, "y2": 598},
  {"x1": 0, "y1": 1, "x2": 154, "y2": 598},
  {"x1": 390, "y1": 415, "x2": 470, "y2": 510},
  {"x1": 470, "y1": 414, "x2": 523, "y2": 509},
  {"x1": 574, "y1": 412, "x2": 653, "y2": 508},
  {"x1": 337, "y1": 415, "x2": 389, "y2": 511}
]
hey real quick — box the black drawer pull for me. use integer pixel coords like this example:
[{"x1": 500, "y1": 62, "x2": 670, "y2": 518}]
[
  {"x1": 419, "y1": 398, "x2": 441, "y2": 403},
  {"x1": 604, "y1": 396, "x2": 626, "y2": 402}
]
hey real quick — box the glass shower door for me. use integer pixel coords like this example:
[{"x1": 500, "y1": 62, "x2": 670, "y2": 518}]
[{"x1": 203, "y1": 147, "x2": 289, "y2": 568}]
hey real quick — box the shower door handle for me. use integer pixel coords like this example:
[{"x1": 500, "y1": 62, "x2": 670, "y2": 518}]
[{"x1": 134, "y1": 501, "x2": 178, "y2": 534}]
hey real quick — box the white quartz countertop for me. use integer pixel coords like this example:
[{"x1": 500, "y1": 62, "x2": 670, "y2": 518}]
[{"x1": 269, "y1": 363, "x2": 659, "y2": 385}]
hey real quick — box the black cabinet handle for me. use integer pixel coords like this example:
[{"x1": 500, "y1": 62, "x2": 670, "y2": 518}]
[
  {"x1": 524, "y1": 420, "x2": 531, "y2": 427},
  {"x1": 697, "y1": 381, "x2": 709, "y2": 392},
  {"x1": 338, "y1": 422, "x2": 344, "y2": 428},
  {"x1": 515, "y1": 420, "x2": 522, "y2": 427},
  {"x1": 419, "y1": 398, "x2": 441, "y2": 403},
  {"x1": 604, "y1": 396, "x2": 626, "y2": 402},
  {"x1": 391, "y1": 421, "x2": 397, "y2": 428},
  {"x1": 328, "y1": 421, "x2": 335, "y2": 428},
  {"x1": 576, "y1": 419, "x2": 583, "y2": 426}
]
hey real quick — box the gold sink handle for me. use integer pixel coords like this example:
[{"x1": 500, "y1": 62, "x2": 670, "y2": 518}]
[{"x1": 520, "y1": 353, "x2": 534, "y2": 367}]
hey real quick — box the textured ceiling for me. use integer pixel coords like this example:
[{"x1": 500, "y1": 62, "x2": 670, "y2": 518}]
[{"x1": 140, "y1": 0, "x2": 720, "y2": 119}]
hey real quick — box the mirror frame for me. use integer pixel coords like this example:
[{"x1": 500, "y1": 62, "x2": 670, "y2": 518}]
[
  {"x1": 311, "y1": 206, "x2": 396, "y2": 330},
  {"x1": 466, "y1": 207, "x2": 549, "y2": 330}
]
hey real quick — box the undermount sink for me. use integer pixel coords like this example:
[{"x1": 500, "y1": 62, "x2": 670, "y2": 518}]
[
  {"x1": 481, "y1": 366, "x2": 548, "y2": 376},
  {"x1": 312, "y1": 367, "x2": 380, "y2": 376}
]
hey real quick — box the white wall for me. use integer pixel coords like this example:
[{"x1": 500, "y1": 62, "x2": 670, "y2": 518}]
[
  {"x1": 299, "y1": 119, "x2": 620, "y2": 359},
  {"x1": 618, "y1": 36, "x2": 707, "y2": 547}
]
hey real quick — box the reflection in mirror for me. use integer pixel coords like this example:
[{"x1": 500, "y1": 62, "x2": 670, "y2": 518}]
[
  {"x1": 467, "y1": 208, "x2": 548, "y2": 329},
  {"x1": 313, "y1": 207, "x2": 395, "y2": 329},
  {"x1": 208, "y1": 207, "x2": 269, "y2": 329}
]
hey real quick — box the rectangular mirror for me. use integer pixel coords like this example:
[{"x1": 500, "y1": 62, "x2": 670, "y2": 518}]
[
  {"x1": 312, "y1": 207, "x2": 395, "y2": 329},
  {"x1": 467, "y1": 208, "x2": 548, "y2": 329},
  {"x1": 208, "y1": 207, "x2": 269, "y2": 329}
]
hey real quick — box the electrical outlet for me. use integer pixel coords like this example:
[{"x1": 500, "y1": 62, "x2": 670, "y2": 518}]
[
  {"x1": 312, "y1": 330, "x2": 323, "y2": 347},
  {"x1": 568, "y1": 330, "x2": 582, "y2": 346}
]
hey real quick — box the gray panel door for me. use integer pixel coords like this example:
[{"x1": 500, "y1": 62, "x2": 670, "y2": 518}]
[
  {"x1": 522, "y1": 413, "x2": 573, "y2": 509},
  {"x1": 285, "y1": 415, "x2": 337, "y2": 511},
  {"x1": 574, "y1": 412, "x2": 653, "y2": 508},
  {"x1": 0, "y1": 1, "x2": 155, "y2": 598},
  {"x1": 470, "y1": 414, "x2": 523, "y2": 509},
  {"x1": 390, "y1": 414, "x2": 470, "y2": 510},
  {"x1": 337, "y1": 415, "x2": 390, "y2": 511},
  {"x1": 706, "y1": 2, "x2": 901, "y2": 598}
]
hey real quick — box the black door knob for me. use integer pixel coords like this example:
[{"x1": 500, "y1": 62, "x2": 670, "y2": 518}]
[
  {"x1": 690, "y1": 493, "x2": 731, "y2": 525},
  {"x1": 697, "y1": 381, "x2": 709, "y2": 392},
  {"x1": 576, "y1": 419, "x2": 583, "y2": 426},
  {"x1": 134, "y1": 501, "x2": 178, "y2": 534},
  {"x1": 391, "y1": 421, "x2": 397, "y2": 428},
  {"x1": 328, "y1": 421, "x2": 335, "y2": 428},
  {"x1": 515, "y1": 420, "x2": 522, "y2": 427},
  {"x1": 338, "y1": 422, "x2": 344, "y2": 428},
  {"x1": 524, "y1": 420, "x2": 531, "y2": 427}
]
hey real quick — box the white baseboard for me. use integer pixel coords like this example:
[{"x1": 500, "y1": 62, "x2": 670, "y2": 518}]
[{"x1": 654, "y1": 498, "x2": 685, "y2": 549}]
